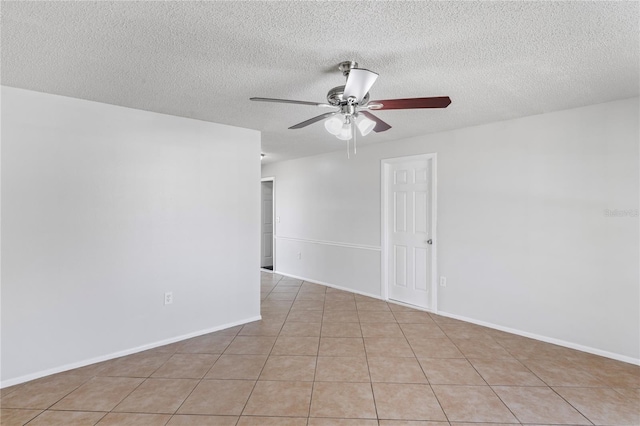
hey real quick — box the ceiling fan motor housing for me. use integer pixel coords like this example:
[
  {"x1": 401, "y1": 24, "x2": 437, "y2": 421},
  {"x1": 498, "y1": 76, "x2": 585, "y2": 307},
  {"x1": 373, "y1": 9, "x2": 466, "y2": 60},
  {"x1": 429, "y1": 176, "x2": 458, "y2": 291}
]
[{"x1": 327, "y1": 86, "x2": 369, "y2": 110}]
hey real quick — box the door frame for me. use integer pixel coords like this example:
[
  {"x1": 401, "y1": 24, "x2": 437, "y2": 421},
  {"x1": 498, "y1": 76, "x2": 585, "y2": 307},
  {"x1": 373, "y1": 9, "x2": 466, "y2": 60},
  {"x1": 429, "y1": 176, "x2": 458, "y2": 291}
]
[
  {"x1": 380, "y1": 153, "x2": 438, "y2": 312},
  {"x1": 261, "y1": 177, "x2": 276, "y2": 273}
]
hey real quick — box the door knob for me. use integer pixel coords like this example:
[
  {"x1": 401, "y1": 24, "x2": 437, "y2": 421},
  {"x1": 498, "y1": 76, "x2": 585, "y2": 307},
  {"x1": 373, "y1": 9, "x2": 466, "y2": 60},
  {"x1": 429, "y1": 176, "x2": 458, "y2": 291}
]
[{"x1": 427, "y1": 239, "x2": 432, "y2": 245}]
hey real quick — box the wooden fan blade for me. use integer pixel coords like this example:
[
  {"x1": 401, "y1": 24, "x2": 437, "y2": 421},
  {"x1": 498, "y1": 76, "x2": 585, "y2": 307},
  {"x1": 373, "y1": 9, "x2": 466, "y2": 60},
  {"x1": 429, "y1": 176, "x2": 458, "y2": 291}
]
[
  {"x1": 289, "y1": 112, "x2": 338, "y2": 129},
  {"x1": 360, "y1": 111, "x2": 392, "y2": 133},
  {"x1": 250, "y1": 97, "x2": 334, "y2": 108},
  {"x1": 368, "y1": 96, "x2": 451, "y2": 110}
]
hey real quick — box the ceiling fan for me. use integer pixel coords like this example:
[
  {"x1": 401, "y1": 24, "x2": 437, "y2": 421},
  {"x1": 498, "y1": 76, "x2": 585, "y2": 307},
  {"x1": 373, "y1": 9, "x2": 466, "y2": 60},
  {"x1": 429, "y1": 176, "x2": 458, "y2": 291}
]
[{"x1": 250, "y1": 61, "x2": 451, "y2": 156}]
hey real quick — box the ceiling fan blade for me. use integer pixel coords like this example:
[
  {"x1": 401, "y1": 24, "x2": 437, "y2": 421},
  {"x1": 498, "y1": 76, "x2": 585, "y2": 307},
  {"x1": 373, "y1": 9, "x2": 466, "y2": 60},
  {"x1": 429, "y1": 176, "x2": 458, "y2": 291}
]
[
  {"x1": 360, "y1": 111, "x2": 392, "y2": 133},
  {"x1": 289, "y1": 112, "x2": 338, "y2": 129},
  {"x1": 368, "y1": 96, "x2": 451, "y2": 110},
  {"x1": 250, "y1": 97, "x2": 334, "y2": 108},
  {"x1": 343, "y1": 69, "x2": 378, "y2": 102}
]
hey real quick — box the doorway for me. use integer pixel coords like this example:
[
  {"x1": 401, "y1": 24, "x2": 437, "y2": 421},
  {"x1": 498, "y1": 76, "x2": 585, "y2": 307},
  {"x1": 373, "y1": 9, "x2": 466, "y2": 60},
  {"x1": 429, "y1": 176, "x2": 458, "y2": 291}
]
[
  {"x1": 261, "y1": 178, "x2": 275, "y2": 271},
  {"x1": 381, "y1": 154, "x2": 437, "y2": 311}
]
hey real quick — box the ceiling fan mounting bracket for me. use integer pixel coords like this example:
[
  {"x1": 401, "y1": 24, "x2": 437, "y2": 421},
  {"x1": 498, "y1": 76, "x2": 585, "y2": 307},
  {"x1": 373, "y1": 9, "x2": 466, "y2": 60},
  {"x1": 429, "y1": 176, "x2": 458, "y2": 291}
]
[{"x1": 338, "y1": 61, "x2": 358, "y2": 77}]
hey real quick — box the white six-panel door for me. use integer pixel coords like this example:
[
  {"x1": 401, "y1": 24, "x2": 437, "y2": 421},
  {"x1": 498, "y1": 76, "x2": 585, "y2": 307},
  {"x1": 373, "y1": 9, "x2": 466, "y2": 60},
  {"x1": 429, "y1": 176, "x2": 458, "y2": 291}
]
[{"x1": 383, "y1": 156, "x2": 435, "y2": 310}]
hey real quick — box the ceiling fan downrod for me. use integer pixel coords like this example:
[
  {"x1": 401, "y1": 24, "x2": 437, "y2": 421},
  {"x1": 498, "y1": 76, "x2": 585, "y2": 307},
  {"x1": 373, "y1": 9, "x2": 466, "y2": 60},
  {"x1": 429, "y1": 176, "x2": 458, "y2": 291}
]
[{"x1": 338, "y1": 60, "x2": 358, "y2": 77}]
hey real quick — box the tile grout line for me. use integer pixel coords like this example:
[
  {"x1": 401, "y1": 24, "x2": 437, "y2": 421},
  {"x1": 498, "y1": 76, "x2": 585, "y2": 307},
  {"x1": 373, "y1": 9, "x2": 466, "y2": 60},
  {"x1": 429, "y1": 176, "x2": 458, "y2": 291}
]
[
  {"x1": 306, "y1": 280, "x2": 326, "y2": 421},
  {"x1": 444, "y1": 332, "x2": 523, "y2": 424},
  {"x1": 433, "y1": 318, "x2": 602, "y2": 425},
  {"x1": 507, "y1": 355, "x2": 598, "y2": 425},
  {"x1": 547, "y1": 386, "x2": 596, "y2": 426},
  {"x1": 394, "y1": 307, "x2": 452, "y2": 425},
  {"x1": 357, "y1": 303, "x2": 380, "y2": 423},
  {"x1": 26, "y1": 369, "x2": 148, "y2": 425},
  {"x1": 441, "y1": 321, "x2": 519, "y2": 424},
  {"x1": 166, "y1": 327, "x2": 240, "y2": 424},
  {"x1": 237, "y1": 275, "x2": 285, "y2": 419},
  {"x1": 238, "y1": 274, "x2": 304, "y2": 421},
  {"x1": 15, "y1": 375, "x2": 92, "y2": 413},
  {"x1": 170, "y1": 273, "x2": 281, "y2": 425}
]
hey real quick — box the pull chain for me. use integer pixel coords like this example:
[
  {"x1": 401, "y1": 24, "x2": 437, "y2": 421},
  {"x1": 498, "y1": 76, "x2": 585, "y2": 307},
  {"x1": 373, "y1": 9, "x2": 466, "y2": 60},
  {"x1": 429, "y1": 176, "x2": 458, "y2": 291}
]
[
  {"x1": 353, "y1": 120, "x2": 357, "y2": 155},
  {"x1": 342, "y1": 116, "x2": 359, "y2": 159},
  {"x1": 346, "y1": 137, "x2": 350, "y2": 159}
]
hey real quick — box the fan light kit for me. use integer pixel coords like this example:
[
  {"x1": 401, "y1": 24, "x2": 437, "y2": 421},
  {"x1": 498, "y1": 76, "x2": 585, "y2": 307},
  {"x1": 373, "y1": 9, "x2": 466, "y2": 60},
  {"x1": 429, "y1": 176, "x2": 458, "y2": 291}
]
[{"x1": 251, "y1": 61, "x2": 451, "y2": 158}]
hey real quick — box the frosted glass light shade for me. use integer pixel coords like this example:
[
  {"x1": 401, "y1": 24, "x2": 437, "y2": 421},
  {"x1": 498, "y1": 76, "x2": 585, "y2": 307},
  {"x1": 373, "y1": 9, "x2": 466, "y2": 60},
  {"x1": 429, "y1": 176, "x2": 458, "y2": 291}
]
[
  {"x1": 324, "y1": 116, "x2": 343, "y2": 135},
  {"x1": 357, "y1": 115, "x2": 375, "y2": 136},
  {"x1": 336, "y1": 123, "x2": 352, "y2": 140}
]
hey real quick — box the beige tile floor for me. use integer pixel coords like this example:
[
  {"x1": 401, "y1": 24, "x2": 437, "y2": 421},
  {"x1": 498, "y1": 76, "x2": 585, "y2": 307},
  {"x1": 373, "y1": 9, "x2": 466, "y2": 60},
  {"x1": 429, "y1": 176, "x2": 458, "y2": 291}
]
[{"x1": 1, "y1": 272, "x2": 639, "y2": 425}]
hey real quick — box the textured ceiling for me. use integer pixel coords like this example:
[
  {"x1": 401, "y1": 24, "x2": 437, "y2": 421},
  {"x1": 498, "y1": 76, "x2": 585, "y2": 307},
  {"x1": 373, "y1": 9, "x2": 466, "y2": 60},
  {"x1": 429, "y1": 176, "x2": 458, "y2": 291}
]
[{"x1": 2, "y1": 1, "x2": 638, "y2": 163}]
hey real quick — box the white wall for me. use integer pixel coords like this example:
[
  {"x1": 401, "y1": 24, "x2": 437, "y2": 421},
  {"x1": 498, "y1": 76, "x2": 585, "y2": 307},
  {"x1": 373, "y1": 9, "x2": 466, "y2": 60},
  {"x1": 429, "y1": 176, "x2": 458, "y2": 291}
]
[
  {"x1": 262, "y1": 97, "x2": 640, "y2": 363},
  {"x1": 1, "y1": 87, "x2": 261, "y2": 385}
]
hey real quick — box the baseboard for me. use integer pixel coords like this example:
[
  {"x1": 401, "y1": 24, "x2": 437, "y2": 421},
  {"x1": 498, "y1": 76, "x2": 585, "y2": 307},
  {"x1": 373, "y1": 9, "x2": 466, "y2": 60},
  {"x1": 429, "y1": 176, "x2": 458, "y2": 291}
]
[
  {"x1": 277, "y1": 270, "x2": 639, "y2": 365},
  {"x1": 273, "y1": 270, "x2": 639, "y2": 366},
  {"x1": 277, "y1": 271, "x2": 440, "y2": 314},
  {"x1": 275, "y1": 271, "x2": 385, "y2": 301},
  {"x1": 437, "y1": 311, "x2": 640, "y2": 366},
  {"x1": 386, "y1": 299, "x2": 435, "y2": 314},
  {"x1": 0, "y1": 315, "x2": 261, "y2": 388}
]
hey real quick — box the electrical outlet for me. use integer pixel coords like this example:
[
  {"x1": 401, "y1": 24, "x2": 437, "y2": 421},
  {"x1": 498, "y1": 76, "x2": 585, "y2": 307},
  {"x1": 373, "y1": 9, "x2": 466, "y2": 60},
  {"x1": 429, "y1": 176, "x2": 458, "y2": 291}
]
[
  {"x1": 164, "y1": 292, "x2": 173, "y2": 305},
  {"x1": 439, "y1": 277, "x2": 447, "y2": 287},
  {"x1": 297, "y1": 252, "x2": 302, "y2": 260}
]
